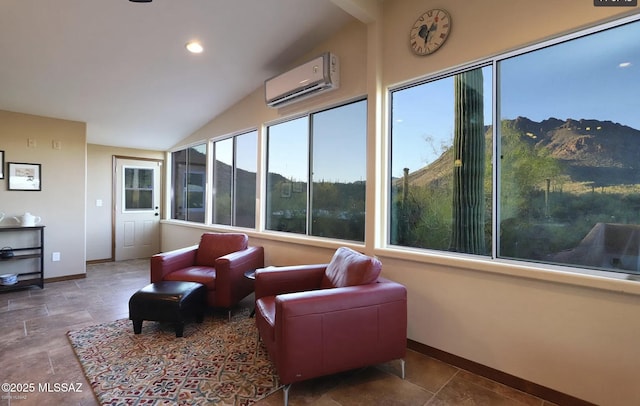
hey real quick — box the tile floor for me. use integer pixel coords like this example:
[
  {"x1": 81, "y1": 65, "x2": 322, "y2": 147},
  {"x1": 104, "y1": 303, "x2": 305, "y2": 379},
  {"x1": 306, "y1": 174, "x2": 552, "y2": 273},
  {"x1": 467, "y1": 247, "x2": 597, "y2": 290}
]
[{"x1": 0, "y1": 259, "x2": 557, "y2": 406}]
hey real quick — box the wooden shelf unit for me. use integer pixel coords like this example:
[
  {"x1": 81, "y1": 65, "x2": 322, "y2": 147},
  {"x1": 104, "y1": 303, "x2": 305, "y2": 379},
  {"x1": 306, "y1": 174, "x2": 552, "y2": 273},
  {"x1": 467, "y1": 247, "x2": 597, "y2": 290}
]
[{"x1": 0, "y1": 225, "x2": 45, "y2": 291}]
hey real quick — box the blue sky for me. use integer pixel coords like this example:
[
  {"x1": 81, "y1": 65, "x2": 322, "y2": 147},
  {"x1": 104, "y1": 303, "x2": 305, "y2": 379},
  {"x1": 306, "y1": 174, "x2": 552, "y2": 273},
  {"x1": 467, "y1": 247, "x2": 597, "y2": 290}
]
[
  {"x1": 391, "y1": 18, "x2": 639, "y2": 178},
  {"x1": 500, "y1": 18, "x2": 639, "y2": 129},
  {"x1": 391, "y1": 66, "x2": 492, "y2": 177},
  {"x1": 267, "y1": 100, "x2": 367, "y2": 183}
]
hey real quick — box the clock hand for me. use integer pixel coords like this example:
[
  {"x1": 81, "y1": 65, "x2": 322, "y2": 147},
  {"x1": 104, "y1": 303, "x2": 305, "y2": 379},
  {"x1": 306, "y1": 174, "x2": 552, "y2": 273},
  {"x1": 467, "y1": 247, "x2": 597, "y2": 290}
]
[
  {"x1": 418, "y1": 24, "x2": 430, "y2": 43},
  {"x1": 426, "y1": 22, "x2": 438, "y2": 44},
  {"x1": 418, "y1": 22, "x2": 438, "y2": 45}
]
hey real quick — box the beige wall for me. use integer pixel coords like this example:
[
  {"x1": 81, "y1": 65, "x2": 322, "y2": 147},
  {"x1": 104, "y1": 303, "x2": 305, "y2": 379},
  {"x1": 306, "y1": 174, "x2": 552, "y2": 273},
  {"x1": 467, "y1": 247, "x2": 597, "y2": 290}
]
[
  {"x1": 0, "y1": 112, "x2": 165, "y2": 271},
  {"x1": 86, "y1": 144, "x2": 164, "y2": 261},
  {"x1": 0, "y1": 110, "x2": 86, "y2": 279},
  {"x1": 162, "y1": 2, "x2": 640, "y2": 405}
]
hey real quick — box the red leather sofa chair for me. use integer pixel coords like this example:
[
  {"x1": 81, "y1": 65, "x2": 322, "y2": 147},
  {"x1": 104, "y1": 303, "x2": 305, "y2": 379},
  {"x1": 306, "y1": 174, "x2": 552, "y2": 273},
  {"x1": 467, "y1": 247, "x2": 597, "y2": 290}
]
[
  {"x1": 151, "y1": 232, "x2": 264, "y2": 318},
  {"x1": 254, "y1": 247, "x2": 407, "y2": 405}
]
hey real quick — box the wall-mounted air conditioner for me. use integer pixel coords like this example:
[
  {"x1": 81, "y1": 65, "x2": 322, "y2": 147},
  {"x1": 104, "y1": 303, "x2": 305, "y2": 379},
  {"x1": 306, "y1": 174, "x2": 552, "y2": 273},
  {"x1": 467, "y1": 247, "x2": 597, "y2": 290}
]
[{"x1": 265, "y1": 52, "x2": 339, "y2": 108}]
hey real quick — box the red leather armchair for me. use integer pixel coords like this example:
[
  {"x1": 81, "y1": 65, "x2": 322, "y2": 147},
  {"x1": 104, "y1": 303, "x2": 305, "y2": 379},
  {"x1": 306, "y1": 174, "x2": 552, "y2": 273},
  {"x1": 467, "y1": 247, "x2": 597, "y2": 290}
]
[
  {"x1": 254, "y1": 247, "x2": 407, "y2": 405},
  {"x1": 151, "y1": 232, "x2": 264, "y2": 317}
]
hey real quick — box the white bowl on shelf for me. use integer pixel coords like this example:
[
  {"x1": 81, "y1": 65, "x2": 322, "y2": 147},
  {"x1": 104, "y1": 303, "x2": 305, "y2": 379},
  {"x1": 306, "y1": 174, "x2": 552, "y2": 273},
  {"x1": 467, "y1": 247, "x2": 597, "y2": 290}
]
[{"x1": 0, "y1": 273, "x2": 18, "y2": 285}]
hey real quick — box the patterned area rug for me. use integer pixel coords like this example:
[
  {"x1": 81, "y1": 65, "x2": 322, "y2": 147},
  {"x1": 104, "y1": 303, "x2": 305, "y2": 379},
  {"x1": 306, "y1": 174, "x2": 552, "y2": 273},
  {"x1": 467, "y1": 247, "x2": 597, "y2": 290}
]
[{"x1": 67, "y1": 311, "x2": 280, "y2": 405}]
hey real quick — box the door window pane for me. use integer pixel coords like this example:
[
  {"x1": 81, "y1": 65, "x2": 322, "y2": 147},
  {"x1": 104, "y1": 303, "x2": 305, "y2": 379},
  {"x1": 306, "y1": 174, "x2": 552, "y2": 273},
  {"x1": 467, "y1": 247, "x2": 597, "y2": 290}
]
[{"x1": 124, "y1": 167, "x2": 154, "y2": 210}]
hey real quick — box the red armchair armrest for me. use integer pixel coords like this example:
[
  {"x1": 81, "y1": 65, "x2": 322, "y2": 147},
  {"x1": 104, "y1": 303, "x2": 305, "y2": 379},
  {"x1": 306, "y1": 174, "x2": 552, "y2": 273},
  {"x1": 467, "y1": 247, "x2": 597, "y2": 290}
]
[
  {"x1": 214, "y1": 245, "x2": 265, "y2": 308},
  {"x1": 254, "y1": 264, "x2": 327, "y2": 300},
  {"x1": 216, "y1": 246, "x2": 265, "y2": 274},
  {"x1": 150, "y1": 245, "x2": 198, "y2": 282}
]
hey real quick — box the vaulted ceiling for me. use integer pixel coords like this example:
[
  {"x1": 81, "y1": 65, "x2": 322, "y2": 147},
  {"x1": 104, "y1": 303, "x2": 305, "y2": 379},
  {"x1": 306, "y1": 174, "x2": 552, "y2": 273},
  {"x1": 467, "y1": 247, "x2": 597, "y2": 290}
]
[{"x1": 0, "y1": 0, "x2": 370, "y2": 150}]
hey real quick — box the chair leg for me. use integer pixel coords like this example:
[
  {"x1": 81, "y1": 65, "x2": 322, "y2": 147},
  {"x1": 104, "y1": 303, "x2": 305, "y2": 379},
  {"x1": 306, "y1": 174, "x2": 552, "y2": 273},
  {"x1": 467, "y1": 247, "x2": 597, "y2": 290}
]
[
  {"x1": 195, "y1": 312, "x2": 204, "y2": 323},
  {"x1": 227, "y1": 309, "x2": 232, "y2": 321},
  {"x1": 282, "y1": 384, "x2": 291, "y2": 406},
  {"x1": 132, "y1": 319, "x2": 143, "y2": 334},
  {"x1": 174, "y1": 322, "x2": 184, "y2": 338},
  {"x1": 400, "y1": 358, "x2": 406, "y2": 380}
]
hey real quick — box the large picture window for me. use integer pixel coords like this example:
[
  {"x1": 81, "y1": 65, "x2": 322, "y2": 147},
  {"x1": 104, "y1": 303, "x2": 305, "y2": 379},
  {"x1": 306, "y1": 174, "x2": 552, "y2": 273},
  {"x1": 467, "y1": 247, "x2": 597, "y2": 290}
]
[
  {"x1": 497, "y1": 18, "x2": 640, "y2": 274},
  {"x1": 266, "y1": 117, "x2": 308, "y2": 234},
  {"x1": 266, "y1": 99, "x2": 367, "y2": 241},
  {"x1": 390, "y1": 66, "x2": 493, "y2": 255},
  {"x1": 171, "y1": 144, "x2": 206, "y2": 223},
  {"x1": 389, "y1": 15, "x2": 640, "y2": 277},
  {"x1": 235, "y1": 131, "x2": 258, "y2": 228},
  {"x1": 212, "y1": 137, "x2": 233, "y2": 225},
  {"x1": 212, "y1": 130, "x2": 258, "y2": 228}
]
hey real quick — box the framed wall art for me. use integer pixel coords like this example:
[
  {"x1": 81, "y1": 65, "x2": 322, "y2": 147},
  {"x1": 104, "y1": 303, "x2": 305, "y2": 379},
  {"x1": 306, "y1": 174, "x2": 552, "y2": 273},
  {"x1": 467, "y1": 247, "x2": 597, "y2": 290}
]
[
  {"x1": 0, "y1": 151, "x2": 4, "y2": 179},
  {"x1": 8, "y1": 162, "x2": 41, "y2": 191}
]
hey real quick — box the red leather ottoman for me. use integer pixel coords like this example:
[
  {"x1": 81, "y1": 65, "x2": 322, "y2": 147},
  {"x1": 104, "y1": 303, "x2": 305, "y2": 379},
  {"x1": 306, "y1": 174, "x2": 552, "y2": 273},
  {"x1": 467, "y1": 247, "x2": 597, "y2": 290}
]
[{"x1": 128, "y1": 281, "x2": 206, "y2": 337}]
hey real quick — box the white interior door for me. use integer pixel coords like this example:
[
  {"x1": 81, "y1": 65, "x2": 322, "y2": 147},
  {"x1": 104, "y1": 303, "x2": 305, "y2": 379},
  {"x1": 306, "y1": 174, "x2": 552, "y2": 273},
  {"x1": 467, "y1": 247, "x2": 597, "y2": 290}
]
[{"x1": 114, "y1": 157, "x2": 162, "y2": 260}]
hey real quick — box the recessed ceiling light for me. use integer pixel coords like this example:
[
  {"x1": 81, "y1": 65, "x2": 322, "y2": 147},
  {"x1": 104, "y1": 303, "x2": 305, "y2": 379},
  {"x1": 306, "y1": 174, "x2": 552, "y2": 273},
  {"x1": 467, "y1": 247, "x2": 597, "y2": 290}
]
[{"x1": 186, "y1": 41, "x2": 204, "y2": 54}]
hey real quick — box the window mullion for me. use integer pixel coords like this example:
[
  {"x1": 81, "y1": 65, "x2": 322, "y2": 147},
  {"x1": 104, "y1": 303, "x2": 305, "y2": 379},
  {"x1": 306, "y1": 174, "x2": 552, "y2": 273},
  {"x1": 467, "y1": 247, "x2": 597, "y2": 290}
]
[
  {"x1": 232, "y1": 136, "x2": 237, "y2": 226},
  {"x1": 307, "y1": 115, "x2": 314, "y2": 236}
]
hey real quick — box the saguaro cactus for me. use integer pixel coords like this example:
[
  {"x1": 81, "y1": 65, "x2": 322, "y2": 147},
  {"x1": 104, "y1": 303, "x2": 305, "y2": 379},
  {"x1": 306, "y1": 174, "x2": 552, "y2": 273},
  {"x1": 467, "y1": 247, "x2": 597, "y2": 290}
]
[{"x1": 449, "y1": 69, "x2": 485, "y2": 254}]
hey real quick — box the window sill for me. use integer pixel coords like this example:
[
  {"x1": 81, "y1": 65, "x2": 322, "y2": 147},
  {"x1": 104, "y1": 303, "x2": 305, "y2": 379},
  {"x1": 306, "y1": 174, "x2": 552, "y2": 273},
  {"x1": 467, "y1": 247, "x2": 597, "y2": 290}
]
[
  {"x1": 375, "y1": 246, "x2": 640, "y2": 296},
  {"x1": 161, "y1": 220, "x2": 640, "y2": 295},
  {"x1": 160, "y1": 219, "x2": 365, "y2": 252}
]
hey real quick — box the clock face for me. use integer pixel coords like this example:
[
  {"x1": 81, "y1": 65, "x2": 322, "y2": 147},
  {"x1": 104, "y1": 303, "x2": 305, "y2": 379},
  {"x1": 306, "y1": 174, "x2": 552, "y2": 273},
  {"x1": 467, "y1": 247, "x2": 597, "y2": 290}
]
[{"x1": 410, "y1": 9, "x2": 451, "y2": 56}]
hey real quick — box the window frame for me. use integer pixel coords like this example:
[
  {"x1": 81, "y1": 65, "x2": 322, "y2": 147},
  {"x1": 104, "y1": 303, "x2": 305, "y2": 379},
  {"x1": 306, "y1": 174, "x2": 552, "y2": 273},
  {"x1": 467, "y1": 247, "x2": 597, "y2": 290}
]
[
  {"x1": 211, "y1": 129, "x2": 259, "y2": 229},
  {"x1": 383, "y1": 12, "x2": 640, "y2": 282},
  {"x1": 169, "y1": 142, "x2": 208, "y2": 223},
  {"x1": 387, "y1": 62, "x2": 494, "y2": 256},
  {"x1": 123, "y1": 166, "x2": 156, "y2": 212},
  {"x1": 264, "y1": 97, "x2": 368, "y2": 242}
]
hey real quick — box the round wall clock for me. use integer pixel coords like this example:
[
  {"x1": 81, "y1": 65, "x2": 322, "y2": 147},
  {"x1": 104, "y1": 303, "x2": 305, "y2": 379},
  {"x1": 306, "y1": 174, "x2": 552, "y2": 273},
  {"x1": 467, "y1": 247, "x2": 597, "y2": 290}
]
[{"x1": 409, "y1": 9, "x2": 451, "y2": 56}]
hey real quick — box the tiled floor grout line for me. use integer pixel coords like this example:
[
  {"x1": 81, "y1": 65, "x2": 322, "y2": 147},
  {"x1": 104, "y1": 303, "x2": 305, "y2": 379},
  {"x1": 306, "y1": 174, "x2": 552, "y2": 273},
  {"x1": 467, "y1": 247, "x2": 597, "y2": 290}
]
[{"x1": 426, "y1": 368, "x2": 461, "y2": 405}]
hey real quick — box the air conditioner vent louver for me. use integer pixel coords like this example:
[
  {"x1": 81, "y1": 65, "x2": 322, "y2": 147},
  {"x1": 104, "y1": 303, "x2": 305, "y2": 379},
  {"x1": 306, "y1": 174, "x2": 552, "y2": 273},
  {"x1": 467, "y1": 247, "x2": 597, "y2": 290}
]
[{"x1": 265, "y1": 52, "x2": 339, "y2": 108}]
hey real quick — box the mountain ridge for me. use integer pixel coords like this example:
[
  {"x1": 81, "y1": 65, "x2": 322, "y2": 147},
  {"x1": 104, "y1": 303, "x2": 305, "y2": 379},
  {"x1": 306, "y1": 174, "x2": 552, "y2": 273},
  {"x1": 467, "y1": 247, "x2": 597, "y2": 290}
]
[{"x1": 401, "y1": 117, "x2": 640, "y2": 189}]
